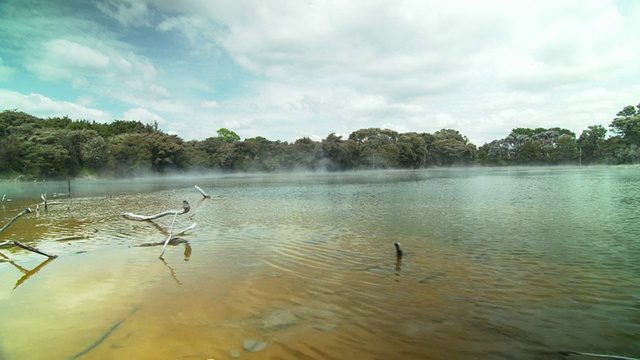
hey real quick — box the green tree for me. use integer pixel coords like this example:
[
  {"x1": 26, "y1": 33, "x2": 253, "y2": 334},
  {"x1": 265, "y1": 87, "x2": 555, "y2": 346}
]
[
  {"x1": 429, "y1": 129, "x2": 476, "y2": 166},
  {"x1": 0, "y1": 135, "x2": 24, "y2": 174},
  {"x1": 217, "y1": 128, "x2": 241, "y2": 143},
  {"x1": 147, "y1": 133, "x2": 187, "y2": 173},
  {"x1": 82, "y1": 135, "x2": 109, "y2": 172},
  {"x1": 610, "y1": 103, "x2": 640, "y2": 146},
  {"x1": 397, "y1": 132, "x2": 427, "y2": 168},
  {"x1": 577, "y1": 125, "x2": 607, "y2": 164},
  {"x1": 349, "y1": 128, "x2": 399, "y2": 168},
  {"x1": 107, "y1": 133, "x2": 153, "y2": 176},
  {"x1": 321, "y1": 133, "x2": 360, "y2": 171}
]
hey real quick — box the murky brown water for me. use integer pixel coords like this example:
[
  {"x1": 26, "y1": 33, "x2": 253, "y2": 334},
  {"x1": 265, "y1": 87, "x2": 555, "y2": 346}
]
[{"x1": 1, "y1": 168, "x2": 639, "y2": 359}]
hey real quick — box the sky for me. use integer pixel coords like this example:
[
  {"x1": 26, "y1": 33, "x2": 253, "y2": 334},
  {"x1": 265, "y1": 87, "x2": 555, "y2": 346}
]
[{"x1": 1, "y1": 0, "x2": 639, "y2": 146}]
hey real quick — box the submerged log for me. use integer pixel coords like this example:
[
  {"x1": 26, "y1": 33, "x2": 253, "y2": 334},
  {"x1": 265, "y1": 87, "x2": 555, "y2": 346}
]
[{"x1": 122, "y1": 200, "x2": 190, "y2": 221}]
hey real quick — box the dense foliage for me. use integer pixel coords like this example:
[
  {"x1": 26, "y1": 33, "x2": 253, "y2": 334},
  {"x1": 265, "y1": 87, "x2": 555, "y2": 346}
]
[{"x1": 1, "y1": 103, "x2": 638, "y2": 179}]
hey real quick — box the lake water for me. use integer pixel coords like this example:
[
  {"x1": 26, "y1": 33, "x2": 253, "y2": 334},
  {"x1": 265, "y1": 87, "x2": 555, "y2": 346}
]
[{"x1": 0, "y1": 167, "x2": 638, "y2": 360}]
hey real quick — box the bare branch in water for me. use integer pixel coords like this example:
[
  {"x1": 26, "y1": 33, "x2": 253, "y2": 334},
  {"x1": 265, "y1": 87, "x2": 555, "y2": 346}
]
[
  {"x1": 558, "y1": 351, "x2": 640, "y2": 360},
  {"x1": 175, "y1": 223, "x2": 196, "y2": 236},
  {"x1": 159, "y1": 213, "x2": 178, "y2": 258},
  {"x1": 13, "y1": 240, "x2": 58, "y2": 258},
  {"x1": 122, "y1": 200, "x2": 190, "y2": 221},
  {"x1": 195, "y1": 185, "x2": 211, "y2": 199},
  {"x1": 0, "y1": 208, "x2": 57, "y2": 258},
  {"x1": 0, "y1": 208, "x2": 32, "y2": 233}
]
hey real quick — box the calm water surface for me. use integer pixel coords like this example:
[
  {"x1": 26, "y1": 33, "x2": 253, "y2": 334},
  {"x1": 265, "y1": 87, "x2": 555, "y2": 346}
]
[{"x1": 0, "y1": 167, "x2": 638, "y2": 359}]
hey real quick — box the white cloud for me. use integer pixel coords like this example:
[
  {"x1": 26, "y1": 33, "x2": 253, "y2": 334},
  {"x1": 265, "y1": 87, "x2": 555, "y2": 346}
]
[
  {"x1": 2, "y1": 0, "x2": 640, "y2": 145},
  {"x1": 0, "y1": 89, "x2": 111, "y2": 121},
  {"x1": 122, "y1": 107, "x2": 166, "y2": 124},
  {"x1": 201, "y1": 100, "x2": 220, "y2": 109},
  {"x1": 26, "y1": 39, "x2": 111, "y2": 81}
]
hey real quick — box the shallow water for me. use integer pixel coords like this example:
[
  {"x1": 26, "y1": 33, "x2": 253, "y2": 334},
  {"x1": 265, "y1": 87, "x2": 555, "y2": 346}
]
[{"x1": 0, "y1": 167, "x2": 638, "y2": 359}]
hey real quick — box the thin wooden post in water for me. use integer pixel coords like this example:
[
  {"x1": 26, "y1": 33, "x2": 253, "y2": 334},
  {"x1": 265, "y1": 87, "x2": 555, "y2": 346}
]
[{"x1": 159, "y1": 213, "x2": 178, "y2": 258}]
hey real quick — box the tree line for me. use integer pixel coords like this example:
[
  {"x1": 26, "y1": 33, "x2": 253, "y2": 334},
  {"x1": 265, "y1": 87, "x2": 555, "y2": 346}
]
[{"x1": 1, "y1": 102, "x2": 638, "y2": 179}]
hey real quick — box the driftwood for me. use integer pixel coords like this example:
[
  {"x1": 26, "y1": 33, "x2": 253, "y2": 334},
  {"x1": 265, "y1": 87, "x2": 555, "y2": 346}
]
[
  {"x1": 122, "y1": 200, "x2": 195, "y2": 257},
  {"x1": 0, "y1": 207, "x2": 32, "y2": 233},
  {"x1": 136, "y1": 238, "x2": 188, "y2": 247},
  {"x1": 558, "y1": 351, "x2": 640, "y2": 360},
  {"x1": 0, "y1": 207, "x2": 57, "y2": 258},
  {"x1": 122, "y1": 200, "x2": 190, "y2": 221},
  {"x1": 13, "y1": 240, "x2": 58, "y2": 258},
  {"x1": 159, "y1": 213, "x2": 178, "y2": 258},
  {"x1": 195, "y1": 185, "x2": 211, "y2": 199},
  {"x1": 0, "y1": 240, "x2": 58, "y2": 258}
]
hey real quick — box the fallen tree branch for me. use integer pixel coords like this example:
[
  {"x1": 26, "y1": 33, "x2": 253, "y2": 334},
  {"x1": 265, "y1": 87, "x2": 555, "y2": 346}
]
[
  {"x1": 194, "y1": 185, "x2": 211, "y2": 199},
  {"x1": 122, "y1": 200, "x2": 190, "y2": 221},
  {"x1": 175, "y1": 222, "x2": 196, "y2": 236},
  {"x1": 0, "y1": 208, "x2": 57, "y2": 258},
  {"x1": 0, "y1": 208, "x2": 32, "y2": 233},
  {"x1": 159, "y1": 213, "x2": 178, "y2": 258},
  {"x1": 558, "y1": 351, "x2": 640, "y2": 360},
  {"x1": 13, "y1": 240, "x2": 57, "y2": 258},
  {"x1": 136, "y1": 238, "x2": 189, "y2": 247}
]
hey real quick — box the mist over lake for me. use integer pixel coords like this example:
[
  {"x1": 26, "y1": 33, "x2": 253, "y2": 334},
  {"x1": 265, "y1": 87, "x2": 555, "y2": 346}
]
[{"x1": 1, "y1": 166, "x2": 638, "y2": 359}]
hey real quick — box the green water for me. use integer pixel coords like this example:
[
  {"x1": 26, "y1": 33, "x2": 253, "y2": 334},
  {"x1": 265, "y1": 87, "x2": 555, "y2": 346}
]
[{"x1": 0, "y1": 167, "x2": 638, "y2": 359}]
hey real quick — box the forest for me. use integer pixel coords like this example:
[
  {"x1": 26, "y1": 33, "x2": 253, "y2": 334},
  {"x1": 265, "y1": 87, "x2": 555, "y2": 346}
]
[{"x1": 0, "y1": 102, "x2": 639, "y2": 180}]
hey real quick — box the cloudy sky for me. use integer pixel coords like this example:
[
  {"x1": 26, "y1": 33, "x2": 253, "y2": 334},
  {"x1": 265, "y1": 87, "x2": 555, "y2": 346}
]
[{"x1": 1, "y1": 0, "x2": 638, "y2": 145}]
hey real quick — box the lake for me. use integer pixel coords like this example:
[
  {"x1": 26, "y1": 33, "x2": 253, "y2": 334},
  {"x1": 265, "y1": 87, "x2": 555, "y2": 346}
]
[{"x1": 0, "y1": 167, "x2": 638, "y2": 360}]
